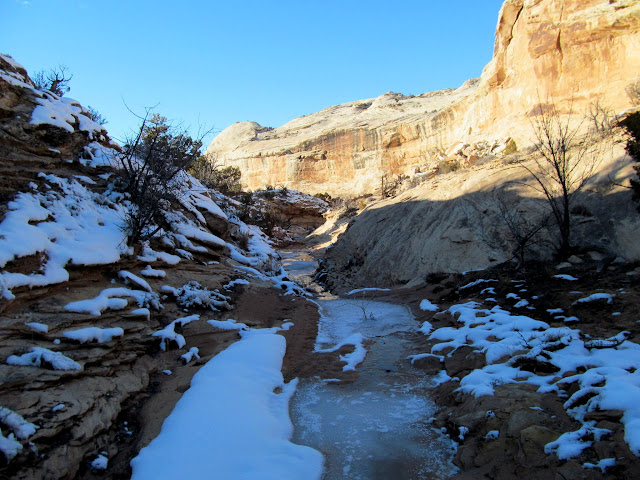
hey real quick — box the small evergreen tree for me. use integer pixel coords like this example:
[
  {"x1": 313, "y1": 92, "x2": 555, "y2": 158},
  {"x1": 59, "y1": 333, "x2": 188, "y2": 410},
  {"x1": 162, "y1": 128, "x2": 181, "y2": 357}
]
[{"x1": 86, "y1": 106, "x2": 107, "y2": 125}]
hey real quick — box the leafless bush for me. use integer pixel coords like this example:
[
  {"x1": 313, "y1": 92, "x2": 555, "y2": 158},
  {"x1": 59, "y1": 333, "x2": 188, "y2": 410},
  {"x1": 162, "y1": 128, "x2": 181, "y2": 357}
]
[
  {"x1": 518, "y1": 101, "x2": 601, "y2": 259},
  {"x1": 492, "y1": 190, "x2": 549, "y2": 269},
  {"x1": 587, "y1": 100, "x2": 614, "y2": 137},
  {"x1": 33, "y1": 65, "x2": 72, "y2": 96},
  {"x1": 626, "y1": 78, "x2": 640, "y2": 105},
  {"x1": 116, "y1": 110, "x2": 206, "y2": 245}
]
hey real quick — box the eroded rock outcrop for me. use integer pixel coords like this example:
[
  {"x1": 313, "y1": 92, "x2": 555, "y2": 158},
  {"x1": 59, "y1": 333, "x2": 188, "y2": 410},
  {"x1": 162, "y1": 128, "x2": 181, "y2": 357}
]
[
  {"x1": 207, "y1": 83, "x2": 478, "y2": 196},
  {"x1": 207, "y1": 0, "x2": 640, "y2": 197},
  {"x1": 315, "y1": 136, "x2": 640, "y2": 291},
  {"x1": 0, "y1": 54, "x2": 317, "y2": 480},
  {"x1": 464, "y1": 0, "x2": 640, "y2": 140}
]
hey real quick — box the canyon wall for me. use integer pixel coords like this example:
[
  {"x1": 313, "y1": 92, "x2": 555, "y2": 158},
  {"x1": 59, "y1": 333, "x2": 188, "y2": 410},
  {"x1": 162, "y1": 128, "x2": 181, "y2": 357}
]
[
  {"x1": 463, "y1": 0, "x2": 640, "y2": 140},
  {"x1": 207, "y1": 83, "x2": 477, "y2": 196},
  {"x1": 207, "y1": 0, "x2": 640, "y2": 196}
]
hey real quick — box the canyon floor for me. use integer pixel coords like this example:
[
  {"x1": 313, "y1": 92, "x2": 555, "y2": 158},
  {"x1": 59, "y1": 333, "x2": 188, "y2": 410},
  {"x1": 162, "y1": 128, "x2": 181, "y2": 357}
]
[{"x1": 119, "y1": 236, "x2": 640, "y2": 479}]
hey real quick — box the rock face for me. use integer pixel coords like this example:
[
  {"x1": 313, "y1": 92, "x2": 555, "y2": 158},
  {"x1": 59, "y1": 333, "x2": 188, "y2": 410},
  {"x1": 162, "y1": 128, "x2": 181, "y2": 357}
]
[
  {"x1": 0, "y1": 54, "x2": 315, "y2": 480},
  {"x1": 207, "y1": 0, "x2": 640, "y2": 197},
  {"x1": 316, "y1": 138, "x2": 640, "y2": 291},
  {"x1": 464, "y1": 0, "x2": 640, "y2": 139},
  {"x1": 207, "y1": 83, "x2": 478, "y2": 196}
]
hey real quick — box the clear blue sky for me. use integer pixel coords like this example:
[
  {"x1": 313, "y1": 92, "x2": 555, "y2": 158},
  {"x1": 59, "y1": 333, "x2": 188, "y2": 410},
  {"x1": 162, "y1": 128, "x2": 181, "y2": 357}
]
[{"x1": 2, "y1": 0, "x2": 504, "y2": 146}]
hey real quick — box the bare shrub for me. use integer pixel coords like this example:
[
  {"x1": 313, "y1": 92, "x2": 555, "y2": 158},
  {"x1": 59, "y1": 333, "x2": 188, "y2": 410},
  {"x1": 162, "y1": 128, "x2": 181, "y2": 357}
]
[
  {"x1": 492, "y1": 189, "x2": 550, "y2": 269},
  {"x1": 33, "y1": 65, "x2": 72, "y2": 96},
  {"x1": 518, "y1": 101, "x2": 601, "y2": 259},
  {"x1": 587, "y1": 100, "x2": 614, "y2": 137},
  {"x1": 626, "y1": 78, "x2": 640, "y2": 105},
  {"x1": 116, "y1": 110, "x2": 206, "y2": 245}
]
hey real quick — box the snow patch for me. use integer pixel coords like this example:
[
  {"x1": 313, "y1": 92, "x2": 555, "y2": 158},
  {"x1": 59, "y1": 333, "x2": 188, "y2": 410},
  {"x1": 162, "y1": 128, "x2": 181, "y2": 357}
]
[
  {"x1": 63, "y1": 326, "x2": 124, "y2": 344},
  {"x1": 140, "y1": 265, "x2": 166, "y2": 278},
  {"x1": 130, "y1": 330, "x2": 323, "y2": 479},
  {"x1": 554, "y1": 274, "x2": 578, "y2": 281},
  {"x1": 207, "y1": 318, "x2": 248, "y2": 331},
  {"x1": 181, "y1": 347, "x2": 200, "y2": 364},
  {"x1": 64, "y1": 287, "x2": 161, "y2": 316},
  {"x1": 152, "y1": 315, "x2": 200, "y2": 351},
  {"x1": 25, "y1": 322, "x2": 48, "y2": 333},
  {"x1": 91, "y1": 454, "x2": 108, "y2": 471},
  {"x1": 118, "y1": 271, "x2": 152, "y2": 292},
  {"x1": 573, "y1": 293, "x2": 614, "y2": 305},
  {"x1": 161, "y1": 281, "x2": 231, "y2": 311},
  {"x1": 6, "y1": 347, "x2": 81, "y2": 370},
  {"x1": 419, "y1": 299, "x2": 439, "y2": 312}
]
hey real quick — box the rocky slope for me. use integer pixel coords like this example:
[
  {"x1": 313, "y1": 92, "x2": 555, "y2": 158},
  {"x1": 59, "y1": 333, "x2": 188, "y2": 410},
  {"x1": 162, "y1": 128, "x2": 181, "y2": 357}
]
[
  {"x1": 207, "y1": 0, "x2": 640, "y2": 196},
  {"x1": 361, "y1": 259, "x2": 640, "y2": 479},
  {"x1": 314, "y1": 132, "x2": 640, "y2": 292},
  {"x1": 0, "y1": 54, "x2": 328, "y2": 479}
]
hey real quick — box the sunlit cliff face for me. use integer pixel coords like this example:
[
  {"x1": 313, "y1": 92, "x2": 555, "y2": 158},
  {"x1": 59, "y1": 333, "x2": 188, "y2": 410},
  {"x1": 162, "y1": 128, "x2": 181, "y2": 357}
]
[{"x1": 207, "y1": 0, "x2": 640, "y2": 197}]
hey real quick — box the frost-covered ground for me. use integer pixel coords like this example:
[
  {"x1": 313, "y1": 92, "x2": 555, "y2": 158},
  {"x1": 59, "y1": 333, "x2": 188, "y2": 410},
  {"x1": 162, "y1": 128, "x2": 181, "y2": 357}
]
[
  {"x1": 291, "y1": 296, "x2": 458, "y2": 479},
  {"x1": 413, "y1": 265, "x2": 640, "y2": 476},
  {"x1": 427, "y1": 299, "x2": 640, "y2": 457},
  {"x1": 130, "y1": 327, "x2": 323, "y2": 480}
]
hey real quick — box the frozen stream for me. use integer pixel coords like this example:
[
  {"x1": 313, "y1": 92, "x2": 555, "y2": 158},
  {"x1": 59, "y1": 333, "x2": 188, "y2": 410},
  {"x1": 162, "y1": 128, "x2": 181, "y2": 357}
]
[{"x1": 281, "y1": 249, "x2": 458, "y2": 479}]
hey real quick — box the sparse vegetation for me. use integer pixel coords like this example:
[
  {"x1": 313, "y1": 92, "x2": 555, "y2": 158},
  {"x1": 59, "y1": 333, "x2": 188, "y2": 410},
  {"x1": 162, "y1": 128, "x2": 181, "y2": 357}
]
[
  {"x1": 492, "y1": 189, "x2": 549, "y2": 269},
  {"x1": 503, "y1": 138, "x2": 518, "y2": 155},
  {"x1": 210, "y1": 166, "x2": 242, "y2": 194},
  {"x1": 587, "y1": 100, "x2": 614, "y2": 137},
  {"x1": 235, "y1": 191, "x2": 289, "y2": 237},
  {"x1": 260, "y1": 187, "x2": 276, "y2": 200},
  {"x1": 86, "y1": 106, "x2": 107, "y2": 125},
  {"x1": 619, "y1": 110, "x2": 640, "y2": 211},
  {"x1": 437, "y1": 158, "x2": 459, "y2": 174},
  {"x1": 314, "y1": 192, "x2": 332, "y2": 202},
  {"x1": 380, "y1": 174, "x2": 404, "y2": 198},
  {"x1": 116, "y1": 111, "x2": 205, "y2": 245},
  {"x1": 626, "y1": 78, "x2": 640, "y2": 104},
  {"x1": 354, "y1": 292, "x2": 375, "y2": 321},
  {"x1": 33, "y1": 65, "x2": 72, "y2": 96},
  {"x1": 189, "y1": 154, "x2": 242, "y2": 194},
  {"x1": 518, "y1": 102, "x2": 601, "y2": 260}
]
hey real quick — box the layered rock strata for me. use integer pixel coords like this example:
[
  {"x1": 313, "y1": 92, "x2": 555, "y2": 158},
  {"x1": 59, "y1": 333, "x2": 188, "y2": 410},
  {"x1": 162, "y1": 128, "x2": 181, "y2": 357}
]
[{"x1": 207, "y1": 0, "x2": 640, "y2": 197}]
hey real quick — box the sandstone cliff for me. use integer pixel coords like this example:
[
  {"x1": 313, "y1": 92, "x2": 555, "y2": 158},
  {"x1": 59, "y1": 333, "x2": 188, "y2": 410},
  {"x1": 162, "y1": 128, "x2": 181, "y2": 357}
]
[
  {"x1": 316, "y1": 138, "x2": 640, "y2": 292},
  {"x1": 207, "y1": 0, "x2": 640, "y2": 196},
  {"x1": 207, "y1": 82, "x2": 478, "y2": 196}
]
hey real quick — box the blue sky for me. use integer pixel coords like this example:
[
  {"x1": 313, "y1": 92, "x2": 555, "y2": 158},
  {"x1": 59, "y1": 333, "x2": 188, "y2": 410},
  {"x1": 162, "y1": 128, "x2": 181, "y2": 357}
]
[{"x1": 2, "y1": 0, "x2": 504, "y2": 146}]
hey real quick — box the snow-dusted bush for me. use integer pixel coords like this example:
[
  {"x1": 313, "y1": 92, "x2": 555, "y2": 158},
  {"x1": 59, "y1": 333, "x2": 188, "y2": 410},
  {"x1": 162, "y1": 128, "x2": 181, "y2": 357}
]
[
  {"x1": 6, "y1": 347, "x2": 81, "y2": 370},
  {"x1": 115, "y1": 112, "x2": 207, "y2": 245},
  {"x1": 161, "y1": 281, "x2": 232, "y2": 311}
]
